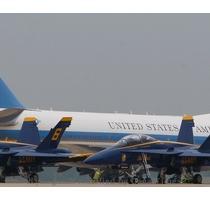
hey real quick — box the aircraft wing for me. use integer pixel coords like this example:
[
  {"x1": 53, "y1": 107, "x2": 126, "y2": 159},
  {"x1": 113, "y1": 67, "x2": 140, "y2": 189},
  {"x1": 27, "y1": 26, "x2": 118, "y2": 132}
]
[
  {"x1": 56, "y1": 153, "x2": 93, "y2": 173},
  {"x1": 0, "y1": 150, "x2": 16, "y2": 155},
  {"x1": 13, "y1": 151, "x2": 92, "y2": 160},
  {"x1": 122, "y1": 149, "x2": 182, "y2": 155},
  {"x1": 61, "y1": 141, "x2": 114, "y2": 153},
  {"x1": 179, "y1": 151, "x2": 210, "y2": 157},
  {"x1": 13, "y1": 151, "x2": 70, "y2": 158}
]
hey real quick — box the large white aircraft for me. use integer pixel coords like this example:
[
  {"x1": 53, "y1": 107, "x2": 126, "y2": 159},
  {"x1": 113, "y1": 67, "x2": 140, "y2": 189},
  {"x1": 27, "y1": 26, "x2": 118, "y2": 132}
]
[{"x1": 0, "y1": 78, "x2": 209, "y2": 153}]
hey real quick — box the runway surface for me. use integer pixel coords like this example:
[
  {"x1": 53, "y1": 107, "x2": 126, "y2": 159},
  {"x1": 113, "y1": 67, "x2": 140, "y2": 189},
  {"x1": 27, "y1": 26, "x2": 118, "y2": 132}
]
[
  {"x1": 2, "y1": 167, "x2": 210, "y2": 186},
  {"x1": 1, "y1": 183, "x2": 210, "y2": 187}
]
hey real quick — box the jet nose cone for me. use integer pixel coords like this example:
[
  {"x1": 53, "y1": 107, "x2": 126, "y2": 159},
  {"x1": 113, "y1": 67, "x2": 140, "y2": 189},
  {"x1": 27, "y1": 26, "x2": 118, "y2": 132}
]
[
  {"x1": 84, "y1": 148, "x2": 120, "y2": 165},
  {"x1": 84, "y1": 155, "x2": 102, "y2": 165}
]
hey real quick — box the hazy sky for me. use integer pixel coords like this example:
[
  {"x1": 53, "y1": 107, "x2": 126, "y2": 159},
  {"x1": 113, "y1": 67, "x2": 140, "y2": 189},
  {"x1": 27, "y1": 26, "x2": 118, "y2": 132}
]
[{"x1": 1, "y1": 14, "x2": 210, "y2": 115}]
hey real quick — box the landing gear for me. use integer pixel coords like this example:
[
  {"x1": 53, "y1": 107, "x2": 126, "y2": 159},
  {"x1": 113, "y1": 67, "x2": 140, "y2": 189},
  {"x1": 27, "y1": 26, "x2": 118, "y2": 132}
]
[
  {"x1": 157, "y1": 167, "x2": 167, "y2": 184},
  {"x1": 0, "y1": 176, "x2": 5, "y2": 183},
  {"x1": 0, "y1": 167, "x2": 6, "y2": 183},
  {"x1": 141, "y1": 153, "x2": 152, "y2": 183},
  {"x1": 90, "y1": 164, "x2": 151, "y2": 184},
  {"x1": 125, "y1": 165, "x2": 142, "y2": 184},
  {"x1": 192, "y1": 174, "x2": 202, "y2": 184},
  {"x1": 181, "y1": 167, "x2": 193, "y2": 183},
  {"x1": 27, "y1": 173, "x2": 39, "y2": 183},
  {"x1": 180, "y1": 167, "x2": 202, "y2": 184},
  {"x1": 126, "y1": 153, "x2": 152, "y2": 184},
  {"x1": 18, "y1": 167, "x2": 39, "y2": 183},
  {"x1": 145, "y1": 177, "x2": 152, "y2": 183},
  {"x1": 168, "y1": 174, "x2": 181, "y2": 183},
  {"x1": 128, "y1": 176, "x2": 139, "y2": 184},
  {"x1": 160, "y1": 167, "x2": 203, "y2": 184}
]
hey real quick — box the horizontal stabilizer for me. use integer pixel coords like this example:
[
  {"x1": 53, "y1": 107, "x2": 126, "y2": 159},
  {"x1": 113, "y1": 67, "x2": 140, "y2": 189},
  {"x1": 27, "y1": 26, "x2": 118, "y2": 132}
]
[
  {"x1": 198, "y1": 135, "x2": 210, "y2": 153},
  {"x1": 177, "y1": 115, "x2": 194, "y2": 144},
  {"x1": 57, "y1": 165, "x2": 72, "y2": 173}
]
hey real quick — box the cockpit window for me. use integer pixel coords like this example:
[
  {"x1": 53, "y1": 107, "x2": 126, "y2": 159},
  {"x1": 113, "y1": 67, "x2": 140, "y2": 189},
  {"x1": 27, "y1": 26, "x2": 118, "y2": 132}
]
[{"x1": 115, "y1": 134, "x2": 156, "y2": 148}]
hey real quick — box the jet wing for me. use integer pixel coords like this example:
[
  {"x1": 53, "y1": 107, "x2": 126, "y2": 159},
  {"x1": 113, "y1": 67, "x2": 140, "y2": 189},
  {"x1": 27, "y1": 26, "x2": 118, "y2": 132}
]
[
  {"x1": 67, "y1": 153, "x2": 93, "y2": 162},
  {"x1": 179, "y1": 152, "x2": 210, "y2": 157},
  {"x1": 56, "y1": 153, "x2": 94, "y2": 172},
  {"x1": 13, "y1": 151, "x2": 70, "y2": 158},
  {"x1": 122, "y1": 149, "x2": 182, "y2": 155},
  {"x1": 61, "y1": 141, "x2": 114, "y2": 153},
  {"x1": 0, "y1": 150, "x2": 16, "y2": 155},
  {"x1": 13, "y1": 151, "x2": 92, "y2": 160}
]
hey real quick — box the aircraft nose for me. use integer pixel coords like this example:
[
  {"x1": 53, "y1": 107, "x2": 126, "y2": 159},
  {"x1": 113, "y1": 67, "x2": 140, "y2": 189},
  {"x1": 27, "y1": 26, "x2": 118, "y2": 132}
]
[
  {"x1": 84, "y1": 148, "x2": 120, "y2": 165},
  {"x1": 84, "y1": 154, "x2": 104, "y2": 165}
]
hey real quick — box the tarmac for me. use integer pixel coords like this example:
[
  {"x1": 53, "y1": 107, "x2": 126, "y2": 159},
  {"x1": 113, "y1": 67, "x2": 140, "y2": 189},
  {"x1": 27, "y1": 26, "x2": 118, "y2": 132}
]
[
  {"x1": 1, "y1": 167, "x2": 210, "y2": 186},
  {"x1": 0, "y1": 183, "x2": 210, "y2": 187}
]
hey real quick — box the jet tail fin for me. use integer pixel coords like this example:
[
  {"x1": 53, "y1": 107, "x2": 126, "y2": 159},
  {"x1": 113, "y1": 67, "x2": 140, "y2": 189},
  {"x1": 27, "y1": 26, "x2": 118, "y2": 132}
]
[
  {"x1": 198, "y1": 135, "x2": 210, "y2": 153},
  {"x1": 0, "y1": 78, "x2": 24, "y2": 109},
  {"x1": 36, "y1": 117, "x2": 72, "y2": 152},
  {"x1": 17, "y1": 117, "x2": 40, "y2": 145},
  {"x1": 177, "y1": 115, "x2": 194, "y2": 144}
]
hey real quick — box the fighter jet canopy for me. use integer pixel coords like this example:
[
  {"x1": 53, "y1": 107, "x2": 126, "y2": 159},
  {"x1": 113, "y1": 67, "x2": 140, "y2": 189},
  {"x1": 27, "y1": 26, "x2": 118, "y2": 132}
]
[{"x1": 115, "y1": 134, "x2": 156, "y2": 148}]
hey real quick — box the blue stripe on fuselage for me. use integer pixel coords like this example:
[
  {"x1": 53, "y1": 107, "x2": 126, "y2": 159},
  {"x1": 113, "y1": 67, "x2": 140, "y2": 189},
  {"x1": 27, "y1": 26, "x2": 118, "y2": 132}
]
[{"x1": 0, "y1": 129, "x2": 206, "y2": 145}]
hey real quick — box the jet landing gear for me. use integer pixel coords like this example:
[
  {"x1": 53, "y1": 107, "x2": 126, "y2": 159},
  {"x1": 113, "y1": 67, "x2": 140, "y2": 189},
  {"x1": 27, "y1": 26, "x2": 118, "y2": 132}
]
[
  {"x1": 0, "y1": 167, "x2": 6, "y2": 183},
  {"x1": 181, "y1": 167, "x2": 202, "y2": 184},
  {"x1": 192, "y1": 174, "x2": 202, "y2": 184},
  {"x1": 126, "y1": 166, "x2": 152, "y2": 184},
  {"x1": 158, "y1": 167, "x2": 203, "y2": 184},
  {"x1": 27, "y1": 173, "x2": 39, "y2": 183},
  {"x1": 141, "y1": 153, "x2": 152, "y2": 183},
  {"x1": 18, "y1": 167, "x2": 39, "y2": 183},
  {"x1": 126, "y1": 165, "x2": 142, "y2": 184},
  {"x1": 127, "y1": 153, "x2": 152, "y2": 184},
  {"x1": 0, "y1": 176, "x2": 5, "y2": 183},
  {"x1": 167, "y1": 174, "x2": 181, "y2": 184},
  {"x1": 127, "y1": 175, "x2": 141, "y2": 184},
  {"x1": 157, "y1": 167, "x2": 167, "y2": 184}
]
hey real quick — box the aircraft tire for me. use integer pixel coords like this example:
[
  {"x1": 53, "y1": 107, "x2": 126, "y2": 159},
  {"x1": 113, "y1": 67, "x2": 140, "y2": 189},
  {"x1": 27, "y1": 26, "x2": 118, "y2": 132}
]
[
  {"x1": 133, "y1": 177, "x2": 139, "y2": 184},
  {"x1": 127, "y1": 177, "x2": 139, "y2": 184},
  {"x1": 145, "y1": 177, "x2": 152, "y2": 183},
  {"x1": 28, "y1": 173, "x2": 39, "y2": 183},
  {"x1": 128, "y1": 177, "x2": 134, "y2": 184},
  {"x1": 0, "y1": 176, "x2": 5, "y2": 183},
  {"x1": 193, "y1": 174, "x2": 202, "y2": 184},
  {"x1": 32, "y1": 173, "x2": 39, "y2": 183},
  {"x1": 157, "y1": 174, "x2": 165, "y2": 184}
]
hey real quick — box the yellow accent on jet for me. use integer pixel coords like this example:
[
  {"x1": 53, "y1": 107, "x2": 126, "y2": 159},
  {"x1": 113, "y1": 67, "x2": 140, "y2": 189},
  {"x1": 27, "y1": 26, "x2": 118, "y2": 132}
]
[
  {"x1": 24, "y1": 117, "x2": 37, "y2": 122},
  {"x1": 61, "y1": 117, "x2": 72, "y2": 122},
  {"x1": 52, "y1": 128, "x2": 62, "y2": 141},
  {"x1": 183, "y1": 115, "x2": 193, "y2": 121}
]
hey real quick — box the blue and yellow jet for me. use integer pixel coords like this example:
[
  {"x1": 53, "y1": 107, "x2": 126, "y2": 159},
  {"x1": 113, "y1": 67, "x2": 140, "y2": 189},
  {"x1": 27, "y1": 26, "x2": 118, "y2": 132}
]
[
  {"x1": 0, "y1": 116, "x2": 90, "y2": 183},
  {"x1": 84, "y1": 115, "x2": 210, "y2": 184}
]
